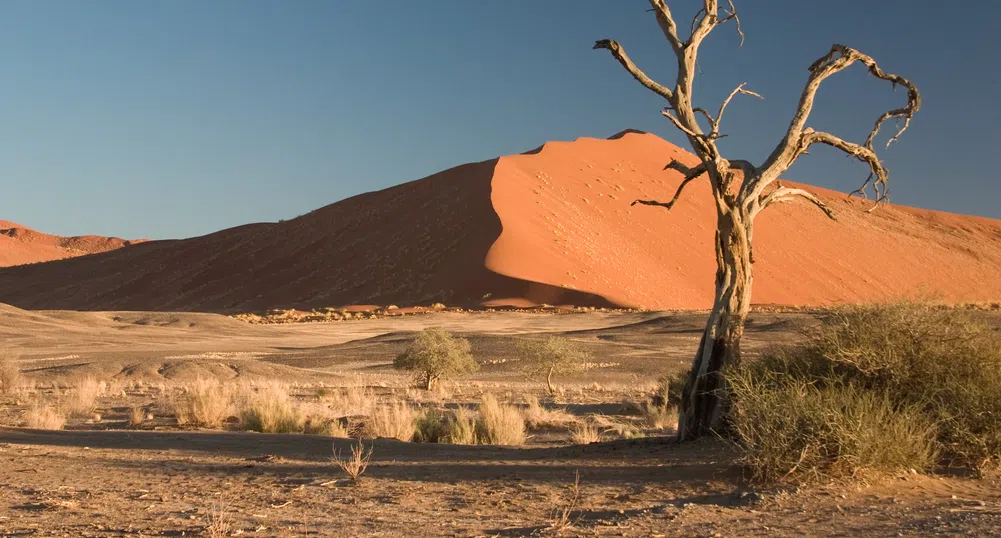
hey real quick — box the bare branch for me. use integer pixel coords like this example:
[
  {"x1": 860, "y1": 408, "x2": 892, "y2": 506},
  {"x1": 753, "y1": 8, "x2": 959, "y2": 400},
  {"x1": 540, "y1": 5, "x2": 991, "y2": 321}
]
[
  {"x1": 688, "y1": 0, "x2": 719, "y2": 48},
  {"x1": 662, "y1": 108, "x2": 702, "y2": 139},
  {"x1": 593, "y1": 39, "x2": 674, "y2": 101},
  {"x1": 712, "y1": 83, "x2": 762, "y2": 136},
  {"x1": 648, "y1": 0, "x2": 684, "y2": 53},
  {"x1": 759, "y1": 183, "x2": 837, "y2": 220},
  {"x1": 719, "y1": 0, "x2": 744, "y2": 46},
  {"x1": 751, "y1": 44, "x2": 920, "y2": 204},
  {"x1": 633, "y1": 161, "x2": 707, "y2": 212}
]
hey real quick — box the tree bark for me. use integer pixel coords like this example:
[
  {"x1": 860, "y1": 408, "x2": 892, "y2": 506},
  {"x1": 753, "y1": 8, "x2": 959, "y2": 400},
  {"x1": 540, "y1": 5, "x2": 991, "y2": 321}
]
[
  {"x1": 546, "y1": 366, "x2": 556, "y2": 396},
  {"x1": 677, "y1": 207, "x2": 753, "y2": 440}
]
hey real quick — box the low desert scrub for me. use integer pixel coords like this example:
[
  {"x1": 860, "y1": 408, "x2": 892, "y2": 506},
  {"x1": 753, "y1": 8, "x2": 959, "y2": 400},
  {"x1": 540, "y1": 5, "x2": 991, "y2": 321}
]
[
  {"x1": 591, "y1": 414, "x2": 642, "y2": 439},
  {"x1": 394, "y1": 328, "x2": 478, "y2": 390},
  {"x1": 0, "y1": 351, "x2": 21, "y2": 395},
  {"x1": 67, "y1": 376, "x2": 103, "y2": 417},
  {"x1": 309, "y1": 418, "x2": 349, "y2": 438},
  {"x1": 728, "y1": 302, "x2": 1001, "y2": 481},
  {"x1": 174, "y1": 377, "x2": 234, "y2": 428},
  {"x1": 569, "y1": 421, "x2": 603, "y2": 445},
  {"x1": 523, "y1": 395, "x2": 576, "y2": 430},
  {"x1": 239, "y1": 383, "x2": 306, "y2": 433},
  {"x1": 517, "y1": 336, "x2": 592, "y2": 395},
  {"x1": 475, "y1": 393, "x2": 526, "y2": 446},
  {"x1": 364, "y1": 400, "x2": 416, "y2": 441},
  {"x1": 413, "y1": 406, "x2": 479, "y2": 444},
  {"x1": 25, "y1": 403, "x2": 66, "y2": 430},
  {"x1": 641, "y1": 401, "x2": 679, "y2": 430},
  {"x1": 332, "y1": 439, "x2": 373, "y2": 481}
]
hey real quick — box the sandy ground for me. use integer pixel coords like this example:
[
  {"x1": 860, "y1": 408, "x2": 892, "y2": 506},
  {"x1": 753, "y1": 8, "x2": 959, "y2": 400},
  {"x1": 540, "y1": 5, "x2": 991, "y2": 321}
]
[
  {"x1": 2, "y1": 307, "x2": 1001, "y2": 537},
  {"x1": 0, "y1": 220, "x2": 140, "y2": 268}
]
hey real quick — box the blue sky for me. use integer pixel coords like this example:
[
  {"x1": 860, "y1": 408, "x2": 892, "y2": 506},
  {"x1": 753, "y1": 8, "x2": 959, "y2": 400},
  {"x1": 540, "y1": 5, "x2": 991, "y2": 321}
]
[{"x1": 2, "y1": 1, "x2": 998, "y2": 240}]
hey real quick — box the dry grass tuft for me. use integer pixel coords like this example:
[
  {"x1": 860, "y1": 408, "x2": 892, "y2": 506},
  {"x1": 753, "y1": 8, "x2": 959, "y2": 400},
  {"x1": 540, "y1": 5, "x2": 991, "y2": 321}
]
[
  {"x1": 413, "y1": 406, "x2": 479, "y2": 444},
  {"x1": 323, "y1": 386, "x2": 377, "y2": 417},
  {"x1": 476, "y1": 393, "x2": 526, "y2": 446},
  {"x1": 67, "y1": 376, "x2": 103, "y2": 417},
  {"x1": 365, "y1": 400, "x2": 416, "y2": 441},
  {"x1": 175, "y1": 377, "x2": 234, "y2": 428},
  {"x1": 25, "y1": 403, "x2": 66, "y2": 430},
  {"x1": 548, "y1": 471, "x2": 582, "y2": 535},
  {"x1": 569, "y1": 421, "x2": 604, "y2": 445},
  {"x1": 523, "y1": 395, "x2": 576, "y2": 430},
  {"x1": 0, "y1": 351, "x2": 22, "y2": 395},
  {"x1": 127, "y1": 404, "x2": 146, "y2": 427},
  {"x1": 332, "y1": 439, "x2": 373, "y2": 481},
  {"x1": 239, "y1": 383, "x2": 305, "y2": 433}
]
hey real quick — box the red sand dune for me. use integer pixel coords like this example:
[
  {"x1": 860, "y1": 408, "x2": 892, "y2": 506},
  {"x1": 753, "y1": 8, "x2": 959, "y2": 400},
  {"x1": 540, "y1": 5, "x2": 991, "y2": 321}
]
[
  {"x1": 1, "y1": 131, "x2": 1000, "y2": 312},
  {"x1": 0, "y1": 220, "x2": 143, "y2": 268}
]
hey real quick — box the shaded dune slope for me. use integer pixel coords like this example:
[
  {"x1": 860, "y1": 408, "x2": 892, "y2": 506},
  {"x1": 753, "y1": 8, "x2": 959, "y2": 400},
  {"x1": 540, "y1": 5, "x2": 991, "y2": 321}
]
[{"x1": 1, "y1": 132, "x2": 1000, "y2": 312}]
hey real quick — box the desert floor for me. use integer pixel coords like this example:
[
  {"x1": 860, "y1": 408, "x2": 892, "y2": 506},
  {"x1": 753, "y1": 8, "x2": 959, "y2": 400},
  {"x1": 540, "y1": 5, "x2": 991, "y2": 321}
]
[{"x1": 2, "y1": 308, "x2": 1000, "y2": 537}]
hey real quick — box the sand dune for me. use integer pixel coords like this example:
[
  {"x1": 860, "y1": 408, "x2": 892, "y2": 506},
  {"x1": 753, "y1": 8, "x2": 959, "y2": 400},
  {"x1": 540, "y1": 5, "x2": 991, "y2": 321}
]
[
  {"x1": 0, "y1": 219, "x2": 142, "y2": 267},
  {"x1": 1, "y1": 131, "x2": 1000, "y2": 312}
]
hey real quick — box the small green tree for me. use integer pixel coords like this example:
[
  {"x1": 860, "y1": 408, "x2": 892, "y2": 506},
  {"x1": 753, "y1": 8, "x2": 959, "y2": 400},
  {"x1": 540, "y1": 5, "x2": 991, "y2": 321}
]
[
  {"x1": 518, "y1": 336, "x2": 592, "y2": 395},
  {"x1": 394, "y1": 328, "x2": 478, "y2": 390}
]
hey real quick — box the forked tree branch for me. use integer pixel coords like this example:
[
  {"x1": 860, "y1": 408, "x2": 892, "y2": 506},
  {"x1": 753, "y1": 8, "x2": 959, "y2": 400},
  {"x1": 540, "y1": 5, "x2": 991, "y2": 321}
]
[{"x1": 749, "y1": 44, "x2": 920, "y2": 210}]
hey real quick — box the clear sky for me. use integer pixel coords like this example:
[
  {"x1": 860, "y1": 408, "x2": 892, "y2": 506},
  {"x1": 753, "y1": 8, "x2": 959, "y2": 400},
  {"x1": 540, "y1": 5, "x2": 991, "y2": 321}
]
[{"x1": 2, "y1": 1, "x2": 999, "y2": 240}]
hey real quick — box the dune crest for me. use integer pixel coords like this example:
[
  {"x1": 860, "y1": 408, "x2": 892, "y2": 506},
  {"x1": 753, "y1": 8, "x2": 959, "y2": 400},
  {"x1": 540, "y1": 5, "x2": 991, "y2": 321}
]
[
  {"x1": 0, "y1": 220, "x2": 143, "y2": 268},
  {"x1": 1, "y1": 131, "x2": 1000, "y2": 311}
]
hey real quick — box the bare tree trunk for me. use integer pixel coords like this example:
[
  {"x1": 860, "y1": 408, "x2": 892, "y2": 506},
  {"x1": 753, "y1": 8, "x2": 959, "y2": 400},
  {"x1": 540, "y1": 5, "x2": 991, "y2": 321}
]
[
  {"x1": 677, "y1": 207, "x2": 753, "y2": 440},
  {"x1": 546, "y1": 366, "x2": 556, "y2": 396}
]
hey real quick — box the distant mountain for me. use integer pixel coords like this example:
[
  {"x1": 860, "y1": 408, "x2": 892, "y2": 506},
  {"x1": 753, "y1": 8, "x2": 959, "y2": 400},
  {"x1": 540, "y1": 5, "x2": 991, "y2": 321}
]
[
  {"x1": 1, "y1": 131, "x2": 999, "y2": 312},
  {"x1": 0, "y1": 220, "x2": 144, "y2": 268}
]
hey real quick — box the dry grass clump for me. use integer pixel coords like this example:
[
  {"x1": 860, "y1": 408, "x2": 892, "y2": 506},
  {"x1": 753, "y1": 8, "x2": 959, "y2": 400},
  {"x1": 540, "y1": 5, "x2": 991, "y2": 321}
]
[
  {"x1": 569, "y1": 421, "x2": 603, "y2": 445},
  {"x1": 332, "y1": 439, "x2": 373, "y2": 481},
  {"x1": 174, "y1": 377, "x2": 234, "y2": 428},
  {"x1": 127, "y1": 404, "x2": 147, "y2": 427},
  {"x1": 67, "y1": 376, "x2": 103, "y2": 417},
  {"x1": 475, "y1": 393, "x2": 526, "y2": 446},
  {"x1": 239, "y1": 383, "x2": 306, "y2": 434},
  {"x1": 548, "y1": 471, "x2": 582, "y2": 535},
  {"x1": 322, "y1": 386, "x2": 377, "y2": 417},
  {"x1": 0, "y1": 351, "x2": 22, "y2": 395},
  {"x1": 728, "y1": 302, "x2": 1001, "y2": 481},
  {"x1": 413, "y1": 406, "x2": 479, "y2": 444},
  {"x1": 364, "y1": 400, "x2": 416, "y2": 441},
  {"x1": 523, "y1": 395, "x2": 576, "y2": 430},
  {"x1": 25, "y1": 403, "x2": 66, "y2": 430}
]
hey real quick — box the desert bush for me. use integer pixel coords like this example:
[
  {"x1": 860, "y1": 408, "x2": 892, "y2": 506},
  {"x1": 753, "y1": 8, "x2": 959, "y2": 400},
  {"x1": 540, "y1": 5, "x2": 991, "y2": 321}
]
[
  {"x1": 523, "y1": 395, "x2": 576, "y2": 430},
  {"x1": 413, "y1": 406, "x2": 479, "y2": 444},
  {"x1": 728, "y1": 302, "x2": 1001, "y2": 480},
  {"x1": 475, "y1": 393, "x2": 526, "y2": 445},
  {"x1": 332, "y1": 438, "x2": 373, "y2": 481},
  {"x1": 517, "y1": 337, "x2": 592, "y2": 395},
  {"x1": 67, "y1": 376, "x2": 103, "y2": 417},
  {"x1": 25, "y1": 403, "x2": 66, "y2": 430},
  {"x1": 650, "y1": 371, "x2": 686, "y2": 410},
  {"x1": 365, "y1": 400, "x2": 416, "y2": 441},
  {"x1": 175, "y1": 377, "x2": 234, "y2": 428},
  {"x1": 394, "y1": 328, "x2": 478, "y2": 390},
  {"x1": 0, "y1": 351, "x2": 21, "y2": 395},
  {"x1": 240, "y1": 383, "x2": 306, "y2": 434}
]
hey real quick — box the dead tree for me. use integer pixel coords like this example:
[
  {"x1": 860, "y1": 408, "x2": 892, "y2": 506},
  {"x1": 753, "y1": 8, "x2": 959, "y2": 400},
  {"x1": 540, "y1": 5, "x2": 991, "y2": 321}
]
[{"x1": 594, "y1": 0, "x2": 920, "y2": 440}]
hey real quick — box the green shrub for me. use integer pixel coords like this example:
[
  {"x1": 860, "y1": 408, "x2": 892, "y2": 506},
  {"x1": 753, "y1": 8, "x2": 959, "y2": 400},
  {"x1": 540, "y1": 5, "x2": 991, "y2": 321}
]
[
  {"x1": 517, "y1": 336, "x2": 592, "y2": 395},
  {"x1": 394, "y1": 328, "x2": 478, "y2": 390},
  {"x1": 727, "y1": 302, "x2": 1001, "y2": 480}
]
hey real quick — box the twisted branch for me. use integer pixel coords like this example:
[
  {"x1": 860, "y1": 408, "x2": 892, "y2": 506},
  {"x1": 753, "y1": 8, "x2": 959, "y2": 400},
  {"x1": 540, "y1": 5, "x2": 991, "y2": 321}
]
[{"x1": 758, "y1": 182, "x2": 837, "y2": 220}]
